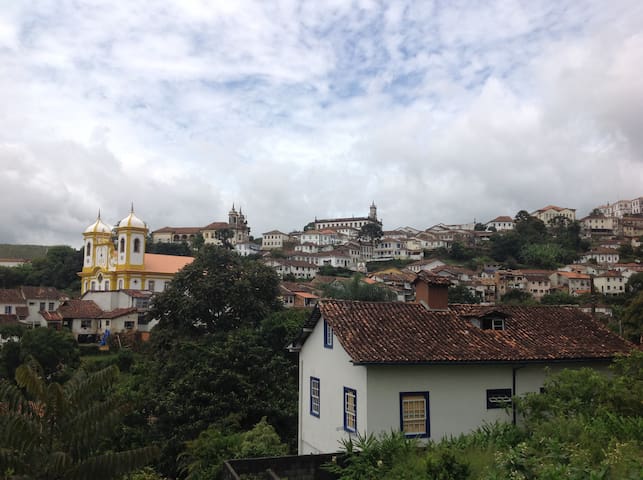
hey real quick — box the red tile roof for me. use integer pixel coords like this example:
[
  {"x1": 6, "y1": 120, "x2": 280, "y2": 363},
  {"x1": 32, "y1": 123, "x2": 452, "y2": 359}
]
[
  {"x1": 100, "y1": 307, "x2": 137, "y2": 319},
  {"x1": 300, "y1": 301, "x2": 633, "y2": 364},
  {"x1": 202, "y1": 222, "x2": 229, "y2": 231},
  {"x1": 20, "y1": 286, "x2": 63, "y2": 300},
  {"x1": 0, "y1": 289, "x2": 24, "y2": 303},
  {"x1": 144, "y1": 253, "x2": 194, "y2": 274},
  {"x1": 58, "y1": 299, "x2": 103, "y2": 319}
]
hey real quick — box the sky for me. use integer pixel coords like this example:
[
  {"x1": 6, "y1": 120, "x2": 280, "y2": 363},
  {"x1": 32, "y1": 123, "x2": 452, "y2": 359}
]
[{"x1": 1, "y1": 0, "x2": 642, "y2": 247}]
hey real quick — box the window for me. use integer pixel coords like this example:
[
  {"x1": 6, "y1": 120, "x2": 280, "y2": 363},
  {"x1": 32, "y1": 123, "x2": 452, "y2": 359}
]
[
  {"x1": 105, "y1": 320, "x2": 110, "y2": 327},
  {"x1": 164, "y1": 281, "x2": 170, "y2": 290},
  {"x1": 48, "y1": 302, "x2": 54, "y2": 311},
  {"x1": 134, "y1": 238, "x2": 141, "y2": 253},
  {"x1": 81, "y1": 319, "x2": 92, "y2": 329},
  {"x1": 400, "y1": 392, "x2": 429, "y2": 438},
  {"x1": 91, "y1": 281, "x2": 96, "y2": 291},
  {"x1": 86, "y1": 241, "x2": 91, "y2": 256},
  {"x1": 104, "y1": 281, "x2": 109, "y2": 291},
  {"x1": 124, "y1": 321, "x2": 135, "y2": 330},
  {"x1": 481, "y1": 317, "x2": 505, "y2": 330},
  {"x1": 119, "y1": 238, "x2": 125, "y2": 253},
  {"x1": 148, "y1": 280, "x2": 155, "y2": 291},
  {"x1": 39, "y1": 302, "x2": 45, "y2": 311},
  {"x1": 324, "y1": 319, "x2": 333, "y2": 349},
  {"x1": 486, "y1": 389, "x2": 512, "y2": 409},
  {"x1": 343, "y1": 387, "x2": 357, "y2": 432},
  {"x1": 118, "y1": 279, "x2": 124, "y2": 289},
  {"x1": 4, "y1": 306, "x2": 11, "y2": 314},
  {"x1": 310, "y1": 377, "x2": 320, "y2": 417}
]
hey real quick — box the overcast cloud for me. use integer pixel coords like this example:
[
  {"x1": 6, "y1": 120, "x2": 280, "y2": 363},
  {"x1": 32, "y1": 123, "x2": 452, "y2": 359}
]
[{"x1": 1, "y1": 0, "x2": 642, "y2": 247}]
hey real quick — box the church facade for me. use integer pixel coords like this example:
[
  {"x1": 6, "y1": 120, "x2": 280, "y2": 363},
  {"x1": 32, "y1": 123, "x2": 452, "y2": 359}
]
[
  {"x1": 79, "y1": 208, "x2": 193, "y2": 295},
  {"x1": 151, "y1": 205, "x2": 251, "y2": 246}
]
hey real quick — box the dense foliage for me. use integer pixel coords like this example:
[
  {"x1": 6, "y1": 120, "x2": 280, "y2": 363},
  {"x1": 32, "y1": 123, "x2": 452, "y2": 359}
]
[
  {"x1": 321, "y1": 274, "x2": 397, "y2": 301},
  {"x1": 0, "y1": 361, "x2": 159, "y2": 479},
  {"x1": 120, "y1": 247, "x2": 304, "y2": 477},
  {"x1": 489, "y1": 211, "x2": 587, "y2": 268},
  {"x1": 0, "y1": 246, "x2": 82, "y2": 292},
  {"x1": 0, "y1": 327, "x2": 80, "y2": 382}
]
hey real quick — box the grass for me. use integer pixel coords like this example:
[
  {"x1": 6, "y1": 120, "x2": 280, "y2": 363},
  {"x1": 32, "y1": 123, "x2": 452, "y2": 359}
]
[{"x1": 0, "y1": 244, "x2": 52, "y2": 260}]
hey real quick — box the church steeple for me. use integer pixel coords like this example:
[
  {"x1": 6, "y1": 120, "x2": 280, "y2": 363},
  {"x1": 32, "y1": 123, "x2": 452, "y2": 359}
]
[{"x1": 369, "y1": 201, "x2": 377, "y2": 220}]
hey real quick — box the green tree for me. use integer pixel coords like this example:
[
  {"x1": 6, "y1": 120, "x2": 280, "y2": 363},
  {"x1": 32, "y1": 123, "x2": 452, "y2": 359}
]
[
  {"x1": 514, "y1": 210, "x2": 547, "y2": 243},
  {"x1": 540, "y1": 291, "x2": 580, "y2": 305},
  {"x1": 448, "y1": 284, "x2": 480, "y2": 304},
  {"x1": 149, "y1": 245, "x2": 280, "y2": 334},
  {"x1": 18, "y1": 328, "x2": 80, "y2": 381},
  {"x1": 179, "y1": 417, "x2": 288, "y2": 480},
  {"x1": 500, "y1": 288, "x2": 535, "y2": 305},
  {"x1": 359, "y1": 223, "x2": 383, "y2": 244},
  {"x1": 1, "y1": 328, "x2": 79, "y2": 383},
  {"x1": 0, "y1": 362, "x2": 159, "y2": 479},
  {"x1": 134, "y1": 250, "x2": 297, "y2": 477},
  {"x1": 215, "y1": 228, "x2": 234, "y2": 249},
  {"x1": 190, "y1": 233, "x2": 205, "y2": 252},
  {"x1": 620, "y1": 292, "x2": 643, "y2": 344},
  {"x1": 321, "y1": 274, "x2": 397, "y2": 301},
  {"x1": 146, "y1": 241, "x2": 193, "y2": 256},
  {"x1": 25, "y1": 246, "x2": 83, "y2": 292}
]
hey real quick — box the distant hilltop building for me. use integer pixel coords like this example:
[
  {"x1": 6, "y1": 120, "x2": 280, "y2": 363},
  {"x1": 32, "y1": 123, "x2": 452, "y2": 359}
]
[
  {"x1": 151, "y1": 204, "x2": 250, "y2": 246},
  {"x1": 80, "y1": 207, "x2": 193, "y2": 295},
  {"x1": 595, "y1": 196, "x2": 643, "y2": 218},
  {"x1": 530, "y1": 205, "x2": 576, "y2": 224},
  {"x1": 313, "y1": 202, "x2": 382, "y2": 230}
]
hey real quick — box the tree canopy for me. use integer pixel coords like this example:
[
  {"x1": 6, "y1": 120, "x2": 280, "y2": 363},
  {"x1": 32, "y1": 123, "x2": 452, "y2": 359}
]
[
  {"x1": 150, "y1": 245, "x2": 281, "y2": 334},
  {"x1": 321, "y1": 274, "x2": 397, "y2": 301}
]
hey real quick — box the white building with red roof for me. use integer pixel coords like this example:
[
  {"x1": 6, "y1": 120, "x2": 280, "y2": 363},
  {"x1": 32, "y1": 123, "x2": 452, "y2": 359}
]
[{"x1": 289, "y1": 274, "x2": 634, "y2": 454}]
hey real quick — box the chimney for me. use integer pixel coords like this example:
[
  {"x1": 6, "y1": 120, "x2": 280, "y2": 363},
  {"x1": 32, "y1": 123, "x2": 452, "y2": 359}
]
[{"x1": 413, "y1": 271, "x2": 450, "y2": 310}]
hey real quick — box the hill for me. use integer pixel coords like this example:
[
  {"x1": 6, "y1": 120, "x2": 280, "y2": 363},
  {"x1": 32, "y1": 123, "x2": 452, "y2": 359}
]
[{"x1": 0, "y1": 244, "x2": 53, "y2": 260}]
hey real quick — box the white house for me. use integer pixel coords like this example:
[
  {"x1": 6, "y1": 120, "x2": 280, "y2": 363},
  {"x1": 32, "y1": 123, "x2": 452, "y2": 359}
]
[
  {"x1": 261, "y1": 231, "x2": 291, "y2": 250},
  {"x1": 289, "y1": 273, "x2": 633, "y2": 455},
  {"x1": 485, "y1": 216, "x2": 514, "y2": 231},
  {"x1": 579, "y1": 248, "x2": 620, "y2": 264}
]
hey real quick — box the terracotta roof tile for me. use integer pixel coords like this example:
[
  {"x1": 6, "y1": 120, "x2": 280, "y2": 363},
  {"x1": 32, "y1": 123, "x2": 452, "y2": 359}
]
[
  {"x1": 20, "y1": 286, "x2": 63, "y2": 300},
  {"x1": 0, "y1": 289, "x2": 24, "y2": 303},
  {"x1": 309, "y1": 301, "x2": 633, "y2": 364},
  {"x1": 100, "y1": 307, "x2": 138, "y2": 319},
  {"x1": 58, "y1": 299, "x2": 103, "y2": 319},
  {"x1": 144, "y1": 253, "x2": 194, "y2": 274}
]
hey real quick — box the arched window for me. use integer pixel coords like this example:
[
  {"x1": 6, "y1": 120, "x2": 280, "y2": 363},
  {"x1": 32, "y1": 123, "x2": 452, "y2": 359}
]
[
  {"x1": 119, "y1": 238, "x2": 125, "y2": 253},
  {"x1": 118, "y1": 279, "x2": 124, "y2": 289},
  {"x1": 86, "y1": 242, "x2": 91, "y2": 256},
  {"x1": 133, "y1": 238, "x2": 141, "y2": 253}
]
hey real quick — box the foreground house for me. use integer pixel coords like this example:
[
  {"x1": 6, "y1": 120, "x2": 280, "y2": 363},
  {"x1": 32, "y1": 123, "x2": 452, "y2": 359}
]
[{"x1": 289, "y1": 273, "x2": 633, "y2": 454}]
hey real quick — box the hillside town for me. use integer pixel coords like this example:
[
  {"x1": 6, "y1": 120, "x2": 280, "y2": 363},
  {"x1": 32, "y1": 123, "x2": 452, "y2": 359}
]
[{"x1": 0, "y1": 197, "x2": 641, "y2": 347}]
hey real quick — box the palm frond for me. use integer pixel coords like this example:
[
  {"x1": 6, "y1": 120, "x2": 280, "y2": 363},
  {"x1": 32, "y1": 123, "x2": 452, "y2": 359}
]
[
  {"x1": 15, "y1": 364, "x2": 46, "y2": 402},
  {"x1": 66, "y1": 446, "x2": 160, "y2": 480}
]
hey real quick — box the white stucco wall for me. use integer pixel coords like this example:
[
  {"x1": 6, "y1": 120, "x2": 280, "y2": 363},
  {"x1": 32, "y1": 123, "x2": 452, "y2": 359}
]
[{"x1": 299, "y1": 316, "x2": 367, "y2": 454}]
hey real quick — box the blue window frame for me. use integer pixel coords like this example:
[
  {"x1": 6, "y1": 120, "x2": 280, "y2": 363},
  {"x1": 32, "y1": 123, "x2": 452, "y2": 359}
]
[
  {"x1": 399, "y1": 392, "x2": 430, "y2": 438},
  {"x1": 310, "y1": 377, "x2": 320, "y2": 417},
  {"x1": 343, "y1": 387, "x2": 357, "y2": 432},
  {"x1": 323, "y1": 319, "x2": 333, "y2": 349}
]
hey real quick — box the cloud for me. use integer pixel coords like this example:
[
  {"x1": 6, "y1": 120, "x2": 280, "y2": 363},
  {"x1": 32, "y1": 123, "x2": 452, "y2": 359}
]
[{"x1": 1, "y1": 0, "x2": 642, "y2": 246}]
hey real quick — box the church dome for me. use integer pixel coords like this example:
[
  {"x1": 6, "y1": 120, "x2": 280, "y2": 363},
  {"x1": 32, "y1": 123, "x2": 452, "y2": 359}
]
[
  {"x1": 118, "y1": 209, "x2": 146, "y2": 229},
  {"x1": 84, "y1": 217, "x2": 112, "y2": 235}
]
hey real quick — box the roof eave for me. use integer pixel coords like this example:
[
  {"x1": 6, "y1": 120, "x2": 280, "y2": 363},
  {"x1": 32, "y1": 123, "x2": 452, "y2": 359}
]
[{"x1": 351, "y1": 356, "x2": 619, "y2": 366}]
